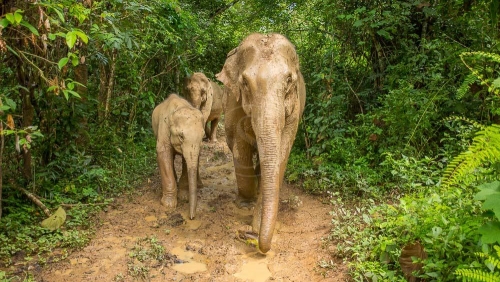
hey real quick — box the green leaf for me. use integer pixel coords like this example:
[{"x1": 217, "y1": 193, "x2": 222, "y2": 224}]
[
  {"x1": 51, "y1": 7, "x2": 65, "y2": 22},
  {"x1": 63, "y1": 89, "x2": 81, "y2": 99},
  {"x1": 353, "y1": 19, "x2": 363, "y2": 27},
  {"x1": 41, "y1": 207, "x2": 67, "y2": 231},
  {"x1": 66, "y1": 32, "x2": 77, "y2": 49},
  {"x1": 47, "y1": 85, "x2": 58, "y2": 92},
  {"x1": 478, "y1": 222, "x2": 500, "y2": 244},
  {"x1": 71, "y1": 56, "x2": 79, "y2": 66},
  {"x1": 74, "y1": 30, "x2": 89, "y2": 44},
  {"x1": 48, "y1": 33, "x2": 56, "y2": 40},
  {"x1": 377, "y1": 29, "x2": 392, "y2": 40},
  {"x1": 14, "y1": 11, "x2": 22, "y2": 24},
  {"x1": 19, "y1": 20, "x2": 39, "y2": 36},
  {"x1": 5, "y1": 98, "x2": 16, "y2": 111},
  {"x1": 58, "y1": 57, "x2": 69, "y2": 70},
  {"x1": 5, "y1": 13, "x2": 15, "y2": 24},
  {"x1": 0, "y1": 105, "x2": 10, "y2": 111},
  {"x1": 483, "y1": 197, "x2": 500, "y2": 221},
  {"x1": 475, "y1": 181, "x2": 500, "y2": 201},
  {"x1": 0, "y1": 18, "x2": 10, "y2": 28},
  {"x1": 493, "y1": 77, "x2": 500, "y2": 89}
]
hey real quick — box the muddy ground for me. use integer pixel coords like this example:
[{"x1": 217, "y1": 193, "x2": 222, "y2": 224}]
[{"x1": 14, "y1": 137, "x2": 349, "y2": 281}]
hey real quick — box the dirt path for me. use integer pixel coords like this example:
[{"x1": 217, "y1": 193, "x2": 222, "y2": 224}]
[{"x1": 35, "y1": 139, "x2": 348, "y2": 281}]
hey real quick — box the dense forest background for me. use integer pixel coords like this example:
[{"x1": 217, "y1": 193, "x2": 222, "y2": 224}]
[{"x1": 2, "y1": 0, "x2": 500, "y2": 280}]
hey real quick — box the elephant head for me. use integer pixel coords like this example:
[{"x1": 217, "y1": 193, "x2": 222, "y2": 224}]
[
  {"x1": 169, "y1": 106, "x2": 205, "y2": 219},
  {"x1": 216, "y1": 33, "x2": 306, "y2": 253},
  {"x1": 184, "y1": 72, "x2": 214, "y2": 124}
]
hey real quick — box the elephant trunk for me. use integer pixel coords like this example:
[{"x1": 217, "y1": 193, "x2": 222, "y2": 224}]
[
  {"x1": 254, "y1": 106, "x2": 283, "y2": 253},
  {"x1": 185, "y1": 154, "x2": 199, "y2": 220}
]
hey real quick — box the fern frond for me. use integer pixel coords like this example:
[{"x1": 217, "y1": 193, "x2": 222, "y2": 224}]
[
  {"x1": 495, "y1": 245, "x2": 500, "y2": 259},
  {"x1": 486, "y1": 257, "x2": 500, "y2": 271},
  {"x1": 455, "y1": 268, "x2": 500, "y2": 281},
  {"x1": 444, "y1": 116, "x2": 486, "y2": 130},
  {"x1": 442, "y1": 124, "x2": 500, "y2": 188},
  {"x1": 457, "y1": 73, "x2": 480, "y2": 99}
]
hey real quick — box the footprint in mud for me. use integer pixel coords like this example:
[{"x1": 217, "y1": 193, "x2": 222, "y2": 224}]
[
  {"x1": 170, "y1": 241, "x2": 208, "y2": 275},
  {"x1": 234, "y1": 251, "x2": 275, "y2": 282}
]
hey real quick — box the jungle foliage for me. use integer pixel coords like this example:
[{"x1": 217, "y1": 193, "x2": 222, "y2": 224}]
[{"x1": 1, "y1": 0, "x2": 500, "y2": 280}]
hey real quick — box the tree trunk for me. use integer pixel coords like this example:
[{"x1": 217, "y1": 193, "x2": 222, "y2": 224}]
[
  {"x1": 0, "y1": 122, "x2": 3, "y2": 219},
  {"x1": 98, "y1": 62, "x2": 108, "y2": 122},
  {"x1": 104, "y1": 50, "x2": 117, "y2": 121}
]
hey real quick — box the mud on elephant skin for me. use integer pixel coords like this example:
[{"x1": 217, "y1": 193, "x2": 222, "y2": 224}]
[
  {"x1": 152, "y1": 94, "x2": 205, "y2": 219},
  {"x1": 216, "y1": 33, "x2": 306, "y2": 253},
  {"x1": 183, "y1": 72, "x2": 224, "y2": 142}
]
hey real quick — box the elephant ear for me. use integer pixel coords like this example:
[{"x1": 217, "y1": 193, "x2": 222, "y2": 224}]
[{"x1": 216, "y1": 47, "x2": 241, "y2": 102}]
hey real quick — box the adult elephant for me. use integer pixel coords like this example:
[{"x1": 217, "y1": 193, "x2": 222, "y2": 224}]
[
  {"x1": 184, "y1": 72, "x2": 224, "y2": 142},
  {"x1": 216, "y1": 33, "x2": 306, "y2": 253}
]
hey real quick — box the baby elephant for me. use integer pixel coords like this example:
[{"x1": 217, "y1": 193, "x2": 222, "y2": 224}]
[
  {"x1": 184, "y1": 72, "x2": 224, "y2": 142},
  {"x1": 152, "y1": 94, "x2": 205, "y2": 219}
]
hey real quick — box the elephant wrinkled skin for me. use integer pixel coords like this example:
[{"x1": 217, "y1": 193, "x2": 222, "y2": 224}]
[
  {"x1": 216, "y1": 33, "x2": 306, "y2": 253},
  {"x1": 152, "y1": 94, "x2": 205, "y2": 219},
  {"x1": 184, "y1": 72, "x2": 224, "y2": 142}
]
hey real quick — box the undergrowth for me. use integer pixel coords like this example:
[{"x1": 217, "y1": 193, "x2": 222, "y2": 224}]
[{"x1": 0, "y1": 136, "x2": 157, "y2": 269}]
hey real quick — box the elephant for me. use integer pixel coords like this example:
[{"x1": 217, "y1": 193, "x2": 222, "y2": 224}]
[
  {"x1": 216, "y1": 33, "x2": 306, "y2": 253},
  {"x1": 184, "y1": 72, "x2": 224, "y2": 142},
  {"x1": 152, "y1": 94, "x2": 205, "y2": 219}
]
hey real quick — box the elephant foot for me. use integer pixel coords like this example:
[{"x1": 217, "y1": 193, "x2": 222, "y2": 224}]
[
  {"x1": 235, "y1": 196, "x2": 256, "y2": 210},
  {"x1": 178, "y1": 189, "x2": 189, "y2": 202},
  {"x1": 161, "y1": 195, "x2": 177, "y2": 209}
]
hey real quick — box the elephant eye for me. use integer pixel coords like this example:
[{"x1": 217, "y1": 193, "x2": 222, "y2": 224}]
[{"x1": 285, "y1": 74, "x2": 295, "y2": 95}]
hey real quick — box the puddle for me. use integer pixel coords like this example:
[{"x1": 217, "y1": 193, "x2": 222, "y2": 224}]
[
  {"x1": 170, "y1": 245, "x2": 207, "y2": 274},
  {"x1": 233, "y1": 251, "x2": 274, "y2": 282},
  {"x1": 234, "y1": 261, "x2": 271, "y2": 282}
]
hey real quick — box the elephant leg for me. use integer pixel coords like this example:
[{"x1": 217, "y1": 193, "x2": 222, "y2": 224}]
[
  {"x1": 157, "y1": 148, "x2": 177, "y2": 209},
  {"x1": 178, "y1": 156, "x2": 189, "y2": 202},
  {"x1": 209, "y1": 118, "x2": 219, "y2": 143},
  {"x1": 233, "y1": 141, "x2": 258, "y2": 208},
  {"x1": 204, "y1": 122, "x2": 211, "y2": 141}
]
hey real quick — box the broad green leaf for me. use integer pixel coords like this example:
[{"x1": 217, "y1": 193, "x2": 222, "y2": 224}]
[
  {"x1": 64, "y1": 89, "x2": 81, "y2": 99},
  {"x1": 19, "y1": 21, "x2": 39, "y2": 36},
  {"x1": 493, "y1": 77, "x2": 500, "y2": 89},
  {"x1": 66, "y1": 32, "x2": 77, "y2": 49},
  {"x1": 71, "y1": 56, "x2": 78, "y2": 66},
  {"x1": 41, "y1": 207, "x2": 67, "y2": 231},
  {"x1": 74, "y1": 30, "x2": 89, "y2": 44},
  {"x1": 58, "y1": 57, "x2": 69, "y2": 70},
  {"x1": 478, "y1": 222, "x2": 500, "y2": 244},
  {"x1": 475, "y1": 181, "x2": 500, "y2": 200},
  {"x1": 5, "y1": 13, "x2": 15, "y2": 24},
  {"x1": 0, "y1": 105, "x2": 10, "y2": 111},
  {"x1": 14, "y1": 11, "x2": 22, "y2": 24},
  {"x1": 67, "y1": 82, "x2": 74, "y2": 90},
  {"x1": 353, "y1": 19, "x2": 363, "y2": 27},
  {"x1": 482, "y1": 197, "x2": 500, "y2": 221},
  {"x1": 0, "y1": 18, "x2": 9, "y2": 28},
  {"x1": 48, "y1": 33, "x2": 56, "y2": 40},
  {"x1": 5, "y1": 98, "x2": 16, "y2": 111}
]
